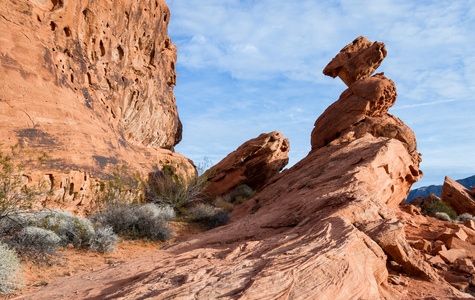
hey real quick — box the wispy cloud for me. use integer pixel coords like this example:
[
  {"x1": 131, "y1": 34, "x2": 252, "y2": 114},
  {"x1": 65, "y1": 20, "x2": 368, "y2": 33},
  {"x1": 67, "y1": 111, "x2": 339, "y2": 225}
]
[{"x1": 168, "y1": 0, "x2": 475, "y2": 187}]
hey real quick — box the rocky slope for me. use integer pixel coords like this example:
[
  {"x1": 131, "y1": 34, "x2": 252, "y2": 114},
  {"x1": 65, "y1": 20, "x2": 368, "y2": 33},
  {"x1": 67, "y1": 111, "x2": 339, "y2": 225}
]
[
  {"x1": 17, "y1": 37, "x2": 468, "y2": 299},
  {"x1": 0, "y1": 0, "x2": 193, "y2": 209}
]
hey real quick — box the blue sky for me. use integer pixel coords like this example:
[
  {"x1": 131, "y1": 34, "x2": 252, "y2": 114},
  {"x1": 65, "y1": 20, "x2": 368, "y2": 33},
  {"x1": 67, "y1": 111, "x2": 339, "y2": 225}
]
[{"x1": 167, "y1": 0, "x2": 475, "y2": 188}]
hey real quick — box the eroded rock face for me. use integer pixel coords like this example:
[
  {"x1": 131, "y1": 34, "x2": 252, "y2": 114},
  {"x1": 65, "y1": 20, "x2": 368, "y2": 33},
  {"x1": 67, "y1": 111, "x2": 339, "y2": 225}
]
[
  {"x1": 0, "y1": 0, "x2": 189, "y2": 175},
  {"x1": 203, "y1": 131, "x2": 289, "y2": 199},
  {"x1": 442, "y1": 176, "x2": 475, "y2": 215},
  {"x1": 0, "y1": 0, "x2": 192, "y2": 212}
]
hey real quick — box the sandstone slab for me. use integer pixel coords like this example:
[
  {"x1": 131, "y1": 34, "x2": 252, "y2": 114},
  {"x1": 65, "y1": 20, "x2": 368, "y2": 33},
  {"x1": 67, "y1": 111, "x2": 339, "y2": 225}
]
[
  {"x1": 203, "y1": 131, "x2": 289, "y2": 199},
  {"x1": 441, "y1": 176, "x2": 475, "y2": 215}
]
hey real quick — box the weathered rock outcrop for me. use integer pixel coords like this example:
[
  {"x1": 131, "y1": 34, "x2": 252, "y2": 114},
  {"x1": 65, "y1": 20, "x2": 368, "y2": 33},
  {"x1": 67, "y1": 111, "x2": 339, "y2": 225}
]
[
  {"x1": 203, "y1": 131, "x2": 289, "y2": 199},
  {"x1": 442, "y1": 176, "x2": 475, "y2": 215},
  {"x1": 18, "y1": 37, "x2": 464, "y2": 299},
  {"x1": 323, "y1": 36, "x2": 387, "y2": 86},
  {"x1": 0, "y1": 0, "x2": 192, "y2": 208}
]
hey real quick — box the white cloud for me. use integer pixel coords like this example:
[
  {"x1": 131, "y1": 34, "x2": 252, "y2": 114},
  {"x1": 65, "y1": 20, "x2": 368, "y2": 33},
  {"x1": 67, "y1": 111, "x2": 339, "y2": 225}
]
[{"x1": 168, "y1": 0, "x2": 475, "y2": 187}]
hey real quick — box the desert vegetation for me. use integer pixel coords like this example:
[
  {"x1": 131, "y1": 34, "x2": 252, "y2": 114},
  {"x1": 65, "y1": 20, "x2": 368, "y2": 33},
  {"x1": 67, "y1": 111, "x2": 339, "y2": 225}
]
[{"x1": 0, "y1": 147, "x2": 233, "y2": 296}]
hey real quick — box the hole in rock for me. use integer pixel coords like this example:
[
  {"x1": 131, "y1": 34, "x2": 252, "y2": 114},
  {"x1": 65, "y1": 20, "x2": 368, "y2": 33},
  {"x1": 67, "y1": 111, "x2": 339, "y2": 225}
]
[
  {"x1": 70, "y1": 73, "x2": 74, "y2": 83},
  {"x1": 117, "y1": 45, "x2": 124, "y2": 60},
  {"x1": 86, "y1": 72, "x2": 92, "y2": 85},
  {"x1": 63, "y1": 27, "x2": 71, "y2": 37},
  {"x1": 171, "y1": 61, "x2": 175, "y2": 70},
  {"x1": 99, "y1": 40, "x2": 105, "y2": 56},
  {"x1": 69, "y1": 183, "x2": 74, "y2": 195},
  {"x1": 50, "y1": 21, "x2": 57, "y2": 31},
  {"x1": 36, "y1": 15, "x2": 41, "y2": 22},
  {"x1": 163, "y1": 12, "x2": 168, "y2": 22}
]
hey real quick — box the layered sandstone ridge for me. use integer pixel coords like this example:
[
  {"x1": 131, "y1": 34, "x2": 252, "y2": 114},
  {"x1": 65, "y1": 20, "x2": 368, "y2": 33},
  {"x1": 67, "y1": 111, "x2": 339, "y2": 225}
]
[{"x1": 20, "y1": 37, "x2": 465, "y2": 299}]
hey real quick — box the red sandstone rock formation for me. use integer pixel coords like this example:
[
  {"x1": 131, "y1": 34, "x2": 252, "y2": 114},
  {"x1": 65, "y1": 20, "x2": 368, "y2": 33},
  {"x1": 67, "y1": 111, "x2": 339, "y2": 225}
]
[
  {"x1": 20, "y1": 36, "x2": 468, "y2": 299},
  {"x1": 323, "y1": 36, "x2": 387, "y2": 86},
  {"x1": 441, "y1": 176, "x2": 475, "y2": 215},
  {"x1": 0, "y1": 0, "x2": 193, "y2": 209},
  {"x1": 203, "y1": 131, "x2": 289, "y2": 199}
]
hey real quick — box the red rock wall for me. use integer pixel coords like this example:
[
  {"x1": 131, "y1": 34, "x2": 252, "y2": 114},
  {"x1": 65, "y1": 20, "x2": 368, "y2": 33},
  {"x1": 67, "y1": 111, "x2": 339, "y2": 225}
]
[{"x1": 0, "y1": 0, "x2": 192, "y2": 211}]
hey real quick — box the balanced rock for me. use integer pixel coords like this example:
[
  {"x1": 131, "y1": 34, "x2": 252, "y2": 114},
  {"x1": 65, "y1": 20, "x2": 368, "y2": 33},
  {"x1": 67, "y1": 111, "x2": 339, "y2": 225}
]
[
  {"x1": 323, "y1": 36, "x2": 387, "y2": 86},
  {"x1": 0, "y1": 0, "x2": 189, "y2": 182},
  {"x1": 203, "y1": 131, "x2": 289, "y2": 199},
  {"x1": 441, "y1": 176, "x2": 475, "y2": 215}
]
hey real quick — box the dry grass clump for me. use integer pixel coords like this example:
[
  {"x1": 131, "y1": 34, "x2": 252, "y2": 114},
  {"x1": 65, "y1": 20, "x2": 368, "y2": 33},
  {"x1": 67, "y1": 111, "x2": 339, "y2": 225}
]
[{"x1": 189, "y1": 203, "x2": 229, "y2": 229}]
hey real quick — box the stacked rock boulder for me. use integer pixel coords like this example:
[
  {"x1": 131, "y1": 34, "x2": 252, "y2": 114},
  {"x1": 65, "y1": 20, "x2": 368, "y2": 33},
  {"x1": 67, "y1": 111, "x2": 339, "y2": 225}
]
[{"x1": 20, "y1": 37, "x2": 467, "y2": 299}]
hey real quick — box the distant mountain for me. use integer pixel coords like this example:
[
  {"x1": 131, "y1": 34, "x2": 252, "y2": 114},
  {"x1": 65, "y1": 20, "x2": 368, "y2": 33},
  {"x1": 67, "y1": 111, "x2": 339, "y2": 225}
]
[{"x1": 407, "y1": 175, "x2": 475, "y2": 201}]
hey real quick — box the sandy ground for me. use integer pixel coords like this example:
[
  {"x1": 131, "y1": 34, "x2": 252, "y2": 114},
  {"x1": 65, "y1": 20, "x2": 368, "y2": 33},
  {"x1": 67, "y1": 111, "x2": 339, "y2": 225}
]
[{"x1": 8, "y1": 220, "x2": 207, "y2": 298}]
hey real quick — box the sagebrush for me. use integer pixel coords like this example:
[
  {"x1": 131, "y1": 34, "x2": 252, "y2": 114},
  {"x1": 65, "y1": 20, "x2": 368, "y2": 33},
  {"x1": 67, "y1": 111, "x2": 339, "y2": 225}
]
[{"x1": 0, "y1": 241, "x2": 22, "y2": 296}]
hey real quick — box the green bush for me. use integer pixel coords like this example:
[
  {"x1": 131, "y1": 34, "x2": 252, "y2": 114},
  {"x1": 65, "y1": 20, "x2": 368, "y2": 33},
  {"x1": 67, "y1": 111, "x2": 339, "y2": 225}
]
[
  {"x1": 143, "y1": 163, "x2": 208, "y2": 214},
  {"x1": 0, "y1": 145, "x2": 48, "y2": 222},
  {"x1": 423, "y1": 198, "x2": 458, "y2": 221},
  {"x1": 189, "y1": 203, "x2": 230, "y2": 228},
  {"x1": 0, "y1": 241, "x2": 22, "y2": 296},
  {"x1": 94, "y1": 164, "x2": 142, "y2": 209}
]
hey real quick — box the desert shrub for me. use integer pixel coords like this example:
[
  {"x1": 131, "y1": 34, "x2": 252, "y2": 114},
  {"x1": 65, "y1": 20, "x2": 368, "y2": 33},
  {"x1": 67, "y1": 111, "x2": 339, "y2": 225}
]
[
  {"x1": 0, "y1": 241, "x2": 22, "y2": 296},
  {"x1": 214, "y1": 195, "x2": 234, "y2": 212},
  {"x1": 434, "y1": 212, "x2": 452, "y2": 222},
  {"x1": 15, "y1": 226, "x2": 61, "y2": 262},
  {"x1": 228, "y1": 184, "x2": 255, "y2": 204},
  {"x1": 0, "y1": 144, "x2": 48, "y2": 222},
  {"x1": 458, "y1": 213, "x2": 475, "y2": 223},
  {"x1": 90, "y1": 204, "x2": 173, "y2": 242},
  {"x1": 137, "y1": 204, "x2": 176, "y2": 222},
  {"x1": 143, "y1": 163, "x2": 209, "y2": 214},
  {"x1": 89, "y1": 227, "x2": 119, "y2": 253},
  {"x1": 189, "y1": 203, "x2": 230, "y2": 228},
  {"x1": 95, "y1": 164, "x2": 142, "y2": 209},
  {"x1": 29, "y1": 210, "x2": 95, "y2": 247},
  {"x1": 423, "y1": 198, "x2": 458, "y2": 221}
]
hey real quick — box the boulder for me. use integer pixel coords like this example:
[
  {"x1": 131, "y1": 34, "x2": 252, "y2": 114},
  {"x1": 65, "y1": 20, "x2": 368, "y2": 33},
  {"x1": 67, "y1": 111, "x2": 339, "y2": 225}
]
[
  {"x1": 203, "y1": 131, "x2": 289, "y2": 199},
  {"x1": 438, "y1": 249, "x2": 468, "y2": 264},
  {"x1": 441, "y1": 176, "x2": 475, "y2": 215},
  {"x1": 323, "y1": 36, "x2": 387, "y2": 86}
]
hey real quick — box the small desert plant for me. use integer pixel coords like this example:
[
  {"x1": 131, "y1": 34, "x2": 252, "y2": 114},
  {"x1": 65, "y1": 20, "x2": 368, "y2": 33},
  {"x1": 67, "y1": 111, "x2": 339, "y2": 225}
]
[
  {"x1": 214, "y1": 195, "x2": 234, "y2": 212},
  {"x1": 90, "y1": 203, "x2": 173, "y2": 242},
  {"x1": 423, "y1": 197, "x2": 458, "y2": 221},
  {"x1": 15, "y1": 226, "x2": 62, "y2": 262},
  {"x1": 95, "y1": 164, "x2": 142, "y2": 209},
  {"x1": 458, "y1": 213, "x2": 475, "y2": 223},
  {"x1": 143, "y1": 163, "x2": 208, "y2": 213},
  {"x1": 0, "y1": 144, "x2": 49, "y2": 222},
  {"x1": 29, "y1": 210, "x2": 95, "y2": 247},
  {"x1": 89, "y1": 227, "x2": 119, "y2": 253},
  {"x1": 0, "y1": 241, "x2": 23, "y2": 296},
  {"x1": 189, "y1": 203, "x2": 230, "y2": 228},
  {"x1": 434, "y1": 212, "x2": 452, "y2": 222}
]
